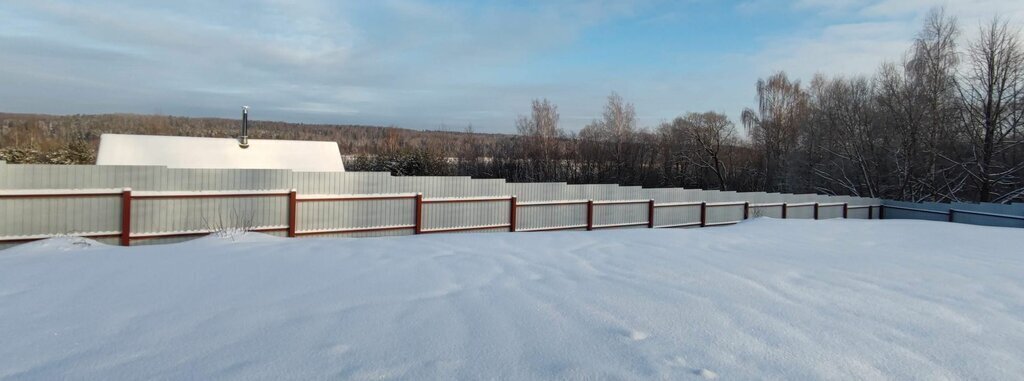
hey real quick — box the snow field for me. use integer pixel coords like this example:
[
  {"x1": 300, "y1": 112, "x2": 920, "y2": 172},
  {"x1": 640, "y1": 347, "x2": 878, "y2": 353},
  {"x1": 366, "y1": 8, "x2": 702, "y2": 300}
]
[{"x1": 1, "y1": 218, "x2": 1022, "y2": 380}]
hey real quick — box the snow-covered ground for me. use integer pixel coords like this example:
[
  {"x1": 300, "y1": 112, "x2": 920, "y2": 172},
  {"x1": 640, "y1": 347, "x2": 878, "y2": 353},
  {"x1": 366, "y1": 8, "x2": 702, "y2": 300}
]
[{"x1": 1, "y1": 219, "x2": 1022, "y2": 380}]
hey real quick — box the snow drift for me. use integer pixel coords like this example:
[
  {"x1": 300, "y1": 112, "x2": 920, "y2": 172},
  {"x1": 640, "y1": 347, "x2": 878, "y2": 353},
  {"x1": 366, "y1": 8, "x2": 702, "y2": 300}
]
[{"x1": 1, "y1": 219, "x2": 1022, "y2": 380}]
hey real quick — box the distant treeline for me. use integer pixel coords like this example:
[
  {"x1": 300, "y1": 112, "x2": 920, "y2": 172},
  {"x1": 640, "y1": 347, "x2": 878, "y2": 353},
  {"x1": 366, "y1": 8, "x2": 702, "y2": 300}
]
[
  {"x1": 1, "y1": 9, "x2": 1022, "y2": 203},
  {"x1": 0, "y1": 112, "x2": 503, "y2": 160}
]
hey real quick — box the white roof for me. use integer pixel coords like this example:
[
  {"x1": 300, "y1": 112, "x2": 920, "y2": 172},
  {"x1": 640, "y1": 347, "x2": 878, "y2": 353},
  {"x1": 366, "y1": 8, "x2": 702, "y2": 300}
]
[{"x1": 96, "y1": 134, "x2": 345, "y2": 172}]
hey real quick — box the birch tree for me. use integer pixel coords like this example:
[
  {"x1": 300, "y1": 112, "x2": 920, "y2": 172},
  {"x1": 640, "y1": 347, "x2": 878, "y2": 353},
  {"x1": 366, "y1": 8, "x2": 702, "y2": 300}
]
[{"x1": 741, "y1": 72, "x2": 808, "y2": 191}]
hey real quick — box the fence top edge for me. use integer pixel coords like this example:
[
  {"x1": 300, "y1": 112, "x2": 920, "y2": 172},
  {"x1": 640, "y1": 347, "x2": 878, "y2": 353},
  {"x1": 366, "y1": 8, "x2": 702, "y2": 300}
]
[
  {"x1": 0, "y1": 188, "x2": 124, "y2": 196},
  {"x1": 298, "y1": 193, "x2": 418, "y2": 200},
  {"x1": 786, "y1": 202, "x2": 817, "y2": 207},
  {"x1": 705, "y1": 201, "x2": 747, "y2": 207},
  {"x1": 950, "y1": 208, "x2": 1024, "y2": 220},
  {"x1": 881, "y1": 205, "x2": 949, "y2": 214},
  {"x1": 654, "y1": 201, "x2": 703, "y2": 207},
  {"x1": 518, "y1": 199, "x2": 590, "y2": 206},
  {"x1": 818, "y1": 202, "x2": 847, "y2": 207},
  {"x1": 749, "y1": 202, "x2": 785, "y2": 207},
  {"x1": 132, "y1": 190, "x2": 292, "y2": 197},
  {"x1": 592, "y1": 199, "x2": 651, "y2": 205},
  {"x1": 422, "y1": 195, "x2": 514, "y2": 202}
]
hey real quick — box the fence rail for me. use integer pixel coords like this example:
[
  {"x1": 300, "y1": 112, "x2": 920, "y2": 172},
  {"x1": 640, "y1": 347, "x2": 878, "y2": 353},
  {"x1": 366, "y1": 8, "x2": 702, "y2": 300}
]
[
  {"x1": 879, "y1": 204, "x2": 1024, "y2": 224},
  {"x1": 950, "y1": 209, "x2": 1024, "y2": 221},
  {"x1": 0, "y1": 189, "x2": 880, "y2": 246}
]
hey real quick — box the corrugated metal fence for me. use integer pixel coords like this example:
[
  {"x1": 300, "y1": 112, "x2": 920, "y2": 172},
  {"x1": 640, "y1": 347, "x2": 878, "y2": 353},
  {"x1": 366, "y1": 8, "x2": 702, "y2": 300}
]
[
  {"x1": 2, "y1": 162, "x2": 1014, "y2": 248},
  {"x1": 880, "y1": 200, "x2": 1024, "y2": 228}
]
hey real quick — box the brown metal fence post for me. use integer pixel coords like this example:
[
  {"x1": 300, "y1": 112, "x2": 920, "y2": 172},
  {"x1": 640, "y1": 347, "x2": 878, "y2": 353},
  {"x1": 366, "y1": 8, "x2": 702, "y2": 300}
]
[
  {"x1": 843, "y1": 203, "x2": 848, "y2": 218},
  {"x1": 879, "y1": 205, "x2": 885, "y2": 219},
  {"x1": 813, "y1": 203, "x2": 820, "y2": 220},
  {"x1": 414, "y1": 193, "x2": 423, "y2": 234},
  {"x1": 647, "y1": 200, "x2": 655, "y2": 228},
  {"x1": 509, "y1": 196, "x2": 517, "y2": 232},
  {"x1": 782, "y1": 203, "x2": 787, "y2": 219},
  {"x1": 743, "y1": 202, "x2": 750, "y2": 220},
  {"x1": 586, "y1": 200, "x2": 594, "y2": 231},
  {"x1": 699, "y1": 202, "x2": 707, "y2": 227},
  {"x1": 948, "y1": 209, "x2": 954, "y2": 222},
  {"x1": 120, "y1": 188, "x2": 132, "y2": 246},
  {"x1": 287, "y1": 190, "x2": 297, "y2": 237},
  {"x1": 868, "y1": 206, "x2": 873, "y2": 219}
]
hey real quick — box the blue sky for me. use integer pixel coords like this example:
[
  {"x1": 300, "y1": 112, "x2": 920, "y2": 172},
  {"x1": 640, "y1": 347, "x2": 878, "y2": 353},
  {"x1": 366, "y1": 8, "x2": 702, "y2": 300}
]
[{"x1": 1, "y1": 1, "x2": 1022, "y2": 133}]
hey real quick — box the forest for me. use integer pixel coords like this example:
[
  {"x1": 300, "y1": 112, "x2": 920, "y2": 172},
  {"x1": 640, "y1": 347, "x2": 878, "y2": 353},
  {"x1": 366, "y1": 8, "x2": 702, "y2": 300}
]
[{"x1": 1, "y1": 9, "x2": 1021, "y2": 203}]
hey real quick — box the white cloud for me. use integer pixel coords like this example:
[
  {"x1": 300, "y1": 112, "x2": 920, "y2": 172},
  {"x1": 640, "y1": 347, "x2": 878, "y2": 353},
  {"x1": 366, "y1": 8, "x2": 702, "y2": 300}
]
[
  {"x1": 747, "y1": 0, "x2": 1024, "y2": 82},
  {"x1": 751, "y1": 21, "x2": 913, "y2": 80},
  {"x1": 861, "y1": 0, "x2": 1024, "y2": 19}
]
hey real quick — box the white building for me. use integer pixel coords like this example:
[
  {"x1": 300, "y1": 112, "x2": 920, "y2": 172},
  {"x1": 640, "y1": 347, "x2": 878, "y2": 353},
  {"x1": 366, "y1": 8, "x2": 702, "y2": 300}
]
[{"x1": 96, "y1": 134, "x2": 346, "y2": 172}]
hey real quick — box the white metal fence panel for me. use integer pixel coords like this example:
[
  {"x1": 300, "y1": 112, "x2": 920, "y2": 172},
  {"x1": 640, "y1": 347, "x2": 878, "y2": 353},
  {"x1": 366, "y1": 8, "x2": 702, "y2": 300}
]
[
  {"x1": 0, "y1": 191, "x2": 121, "y2": 238},
  {"x1": 517, "y1": 203, "x2": 588, "y2": 231},
  {"x1": 12, "y1": 162, "x2": 1004, "y2": 249},
  {"x1": 131, "y1": 195, "x2": 289, "y2": 236}
]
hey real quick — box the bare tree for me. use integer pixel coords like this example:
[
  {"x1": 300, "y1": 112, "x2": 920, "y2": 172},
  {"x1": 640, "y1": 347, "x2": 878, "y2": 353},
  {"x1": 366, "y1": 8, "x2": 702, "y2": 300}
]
[
  {"x1": 875, "y1": 61, "x2": 923, "y2": 199},
  {"x1": 516, "y1": 99, "x2": 562, "y2": 159},
  {"x1": 806, "y1": 75, "x2": 886, "y2": 197},
  {"x1": 741, "y1": 72, "x2": 808, "y2": 191},
  {"x1": 680, "y1": 112, "x2": 736, "y2": 190},
  {"x1": 873, "y1": 8, "x2": 962, "y2": 201},
  {"x1": 579, "y1": 92, "x2": 642, "y2": 184},
  {"x1": 957, "y1": 18, "x2": 1024, "y2": 202},
  {"x1": 516, "y1": 99, "x2": 565, "y2": 180},
  {"x1": 911, "y1": 8, "x2": 962, "y2": 200}
]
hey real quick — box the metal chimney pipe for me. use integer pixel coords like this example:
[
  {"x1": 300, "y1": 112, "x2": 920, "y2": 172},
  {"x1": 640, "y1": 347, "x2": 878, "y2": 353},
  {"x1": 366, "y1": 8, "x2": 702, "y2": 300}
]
[{"x1": 239, "y1": 106, "x2": 250, "y2": 148}]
